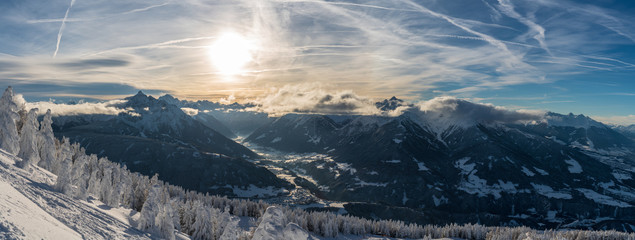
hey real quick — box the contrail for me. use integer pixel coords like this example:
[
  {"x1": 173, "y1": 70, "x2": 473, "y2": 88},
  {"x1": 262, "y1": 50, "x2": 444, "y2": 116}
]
[{"x1": 53, "y1": 0, "x2": 76, "y2": 58}]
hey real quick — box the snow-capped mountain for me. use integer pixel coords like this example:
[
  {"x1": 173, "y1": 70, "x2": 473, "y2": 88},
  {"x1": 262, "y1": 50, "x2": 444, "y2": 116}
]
[
  {"x1": 614, "y1": 124, "x2": 635, "y2": 142},
  {"x1": 158, "y1": 94, "x2": 273, "y2": 137},
  {"x1": 51, "y1": 91, "x2": 290, "y2": 197},
  {"x1": 245, "y1": 114, "x2": 341, "y2": 153},
  {"x1": 2, "y1": 87, "x2": 635, "y2": 239},
  {"x1": 375, "y1": 96, "x2": 411, "y2": 111},
  {"x1": 158, "y1": 94, "x2": 237, "y2": 138},
  {"x1": 544, "y1": 112, "x2": 607, "y2": 129},
  {"x1": 245, "y1": 102, "x2": 635, "y2": 231}
]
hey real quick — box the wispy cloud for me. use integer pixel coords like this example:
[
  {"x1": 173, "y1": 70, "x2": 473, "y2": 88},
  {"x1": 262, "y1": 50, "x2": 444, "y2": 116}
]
[
  {"x1": 55, "y1": 58, "x2": 130, "y2": 70},
  {"x1": 592, "y1": 115, "x2": 635, "y2": 126},
  {"x1": 53, "y1": 0, "x2": 76, "y2": 58},
  {"x1": 0, "y1": 0, "x2": 633, "y2": 118},
  {"x1": 496, "y1": 0, "x2": 551, "y2": 55},
  {"x1": 28, "y1": 2, "x2": 170, "y2": 24}
]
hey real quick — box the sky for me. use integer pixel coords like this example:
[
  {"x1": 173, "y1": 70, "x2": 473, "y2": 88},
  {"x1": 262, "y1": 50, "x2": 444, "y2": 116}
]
[{"x1": 0, "y1": 0, "x2": 634, "y2": 124}]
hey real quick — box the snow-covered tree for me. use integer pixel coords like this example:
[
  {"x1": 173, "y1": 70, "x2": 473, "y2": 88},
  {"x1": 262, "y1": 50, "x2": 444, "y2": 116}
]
[
  {"x1": 70, "y1": 153, "x2": 90, "y2": 199},
  {"x1": 86, "y1": 155, "x2": 102, "y2": 198},
  {"x1": 17, "y1": 108, "x2": 40, "y2": 169},
  {"x1": 179, "y1": 199, "x2": 197, "y2": 235},
  {"x1": 104, "y1": 165, "x2": 122, "y2": 207},
  {"x1": 118, "y1": 166, "x2": 135, "y2": 209},
  {"x1": 0, "y1": 87, "x2": 21, "y2": 154},
  {"x1": 191, "y1": 201, "x2": 214, "y2": 240},
  {"x1": 157, "y1": 200, "x2": 176, "y2": 240},
  {"x1": 38, "y1": 109, "x2": 56, "y2": 171},
  {"x1": 131, "y1": 172, "x2": 150, "y2": 211},
  {"x1": 99, "y1": 162, "x2": 116, "y2": 206},
  {"x1": 138, "y1": 184, "x2": 175, "y2": 240},
  {"x1": 219, "y1": 215, "x2": 241, "y2": 240},
  {"x1": 54, "y1": 138, "x2": 73, "y2": 195},
  {"x1": 138, "y1": 184, "x2": 161, "y2": 231}
]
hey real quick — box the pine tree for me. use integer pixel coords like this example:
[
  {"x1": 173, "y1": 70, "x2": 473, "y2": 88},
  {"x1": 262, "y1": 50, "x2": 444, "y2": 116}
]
[
  {"x1": 191, "y1": 201, "x2": 213, "y2": 240},
  {"x1": 99, "y1": 163, "x2": 115, "y2": 206},
  {"x1": 37, "y1": 109, "x2": 57, "y2": 171},
  {"x1": 131, "y1": 172, "x2": 150, "y2": 211},
  {"x1": 54, "y1": 138, "x2": 73, "y2": 195},
  {"x1": 0, "y1": 87, "x2": 21, "y2": 154},
  {"x1": 17, "y1": 108, "x2": 40, "y2": 169},
  {"x1": 180, "y1": 199, "x2": 197, "y2": 235},
  {"x1": 106, "y1": 165, "x2": 122, "y2": 207},
  {"x1": 219, "y1": 215, "x2": 241, "y2": 240},
  {"x1": 156, "y1": 199, "x2": 176, "y2": 240},
  {"x1": 119, "y1": 166, "x2": 135, "y2": 209},
  {"x1": 70, "y1": 154, "x2": 90, "y2": 199},
  {"x1": 138, "y1": 184, "x2": 161, "y2": 232},
  {"x1": 86, "y1": 155, "x2": 102, "y2": 197}
]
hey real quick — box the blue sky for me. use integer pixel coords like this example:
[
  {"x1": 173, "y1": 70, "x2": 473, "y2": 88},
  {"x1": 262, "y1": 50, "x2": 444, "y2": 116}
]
[{"x1": 0, "y1": 0, "x2": 634, "y2": 124}]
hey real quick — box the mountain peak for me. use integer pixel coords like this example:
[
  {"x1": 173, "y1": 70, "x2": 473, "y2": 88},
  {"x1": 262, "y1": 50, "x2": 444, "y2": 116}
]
[
  {"x1": 160, "y1": 94, "x2": 175, "y2": 99},
  {"x1": 158, "y1": 94, "x2": 180, "y2": 106},
  {"x1": 375, "y1": 96, "x2": 408, "y2": 111},
  {"x1": 124, "y1": 90, "x2": 156, "y2": 108},
  {"x1": 545, "y1": 112, "x2": 605, "y2": 129}
]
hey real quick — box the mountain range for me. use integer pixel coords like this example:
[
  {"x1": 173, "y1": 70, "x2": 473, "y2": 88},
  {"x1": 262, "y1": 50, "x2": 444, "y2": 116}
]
[
  {"x1": 242, "y1": 98, "x2": 635, "y2": 230},
  {"x1": 47, "y1": 93, "x2": 635, "y2": 232},
  {"x1": 51, "y1": 91, "x2": 290, "y2": 197}
]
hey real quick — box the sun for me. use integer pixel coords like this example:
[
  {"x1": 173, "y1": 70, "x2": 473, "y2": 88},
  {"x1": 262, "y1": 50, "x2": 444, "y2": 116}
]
[{"x1": 208, "y1": 32, "x2": 253, "y2": 75}]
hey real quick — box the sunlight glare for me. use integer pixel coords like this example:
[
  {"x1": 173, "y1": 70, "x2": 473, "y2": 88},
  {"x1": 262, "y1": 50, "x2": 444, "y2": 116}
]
[{"x1": 208, "y1": 32, "x2": 253, "y2": 75}]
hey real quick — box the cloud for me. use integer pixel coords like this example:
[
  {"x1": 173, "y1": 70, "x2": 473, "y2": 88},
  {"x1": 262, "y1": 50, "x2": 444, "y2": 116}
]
[
  {"x1": 496, "y1": 0, "x2": 550, "y2": 55},
  {"x1": 591, "y1": 115, "x2": 635, "y2": 126},
  {"x1": 246, "y1": 84, "x2": 383, "y2": 116},
  {"x1": 25, "y1": 100, "x2": 136, "y2": 116},
  {"x1": 0, "y1": 0, "x2": 634, "y2": 118},
  {"x1": 55, "y1": 58, "x2": 130, "y2": 70},
  {"x1": 53, "y1": 0, "x2": 76, "y2": 57},
  {"x1": 180, "y1": 107, "x2": 199, "y2": 116},
  {"x1": 219, "y1": 95, "x2": 236, "y2": 104},
  {"x1": 0, "y1": 61, "x2": 21, "y2": 72},
  {"x1": 27, "y1": 2, "x2": 170, "y2": 24},
  {"x1": 409, "y1": 96, "x2": 544, "y2": 132},
  {"x1": 245, "y1": 85, "x2": 545, "y2": 127}
]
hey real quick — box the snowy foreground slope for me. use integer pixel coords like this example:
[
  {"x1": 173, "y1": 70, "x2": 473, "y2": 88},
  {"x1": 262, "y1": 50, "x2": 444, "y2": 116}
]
[
  {"x1": 0, "y1": 149, "x2": 157, "y2": 239},
  {"x1": 0, "y1": 146, "x2": 400, "y2": 240},
  {"x1": 3, "y1": 149, "x2": 635, "y2": 240}
]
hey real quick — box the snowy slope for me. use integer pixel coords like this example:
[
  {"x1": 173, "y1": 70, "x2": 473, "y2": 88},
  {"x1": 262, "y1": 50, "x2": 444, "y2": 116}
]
[
  {"x1": 0, "y1": 178, "x2": 81, "y2": 240},
  {"x1": 0, "y1": 146, "x2": 426, "y2": 240},
  {"x1": 0, "y1": 149, "x2": 156, "y2": 240}
]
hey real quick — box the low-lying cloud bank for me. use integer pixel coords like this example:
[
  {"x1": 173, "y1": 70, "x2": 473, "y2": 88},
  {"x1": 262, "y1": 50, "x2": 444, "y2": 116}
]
[
  {"x1": 245, "y1": 84, "x2": 386, "y2": 116},
  {"x1": 25, "y1": 100, "x2": 135, "y2": 116},
  {"x1": 407, "y1": 97, "x2": 545, "y2": 132},
  {"x1": 22, "y1": 85, "x2": 632, "y2": 128},
  {"x1": 592, "y1": 115, "x2": 635, "y2": 126},
  {"x1": 415, "y1": 97, "x2": 544, "y2": 126},
  {"x1": 246, "y1": 85, "x2": 544, "y2": 126}
]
